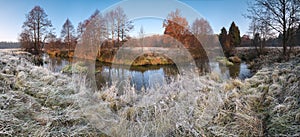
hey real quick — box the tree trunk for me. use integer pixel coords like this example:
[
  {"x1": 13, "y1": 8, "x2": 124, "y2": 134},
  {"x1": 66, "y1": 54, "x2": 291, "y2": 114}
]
[{"x1": 282, "y1": 0, "x2": 287, "y2": 58}]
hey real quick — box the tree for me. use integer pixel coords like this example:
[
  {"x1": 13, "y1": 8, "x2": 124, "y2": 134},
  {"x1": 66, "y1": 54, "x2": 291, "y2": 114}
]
[
  {"x1": 77, "y1": 10, "x2": 107, "y2": 59},
  {"x1": 114, "y1": 7, "x2": 133, "y2": 44},
  {"x1": 139, "y1": 25, "x2": 145, "y2": 51},
  {"x1": 228, "y1": 22, "x2": 241, "y2": 47},
  {"x1": 115, "y1": 7, "x2": 124, "y2": 44},
  {"x1": 45, "y1": 32, "x2": 57, "y2": 50},
  {"x1": 105, "y1": 10, "x2": 116, "y2": 45},
  {"x1": 77, "y1": 22, "x2": 85, "y2": 38},
  {"x1": 191, "y1": 18, "x2": 213, "y2": 38},
  {"x1": 191, "y1": 18, "x2": 213, "y2": 48},
  {"x1": 77, "y1": 10, "x2": 100, "y2": 38},
  {"x1": 249, "y1": 18, "x2": 274, "y2": 55},
  {"x1": 21, "y1": 5, "x2": 52, "y2": 54},
  {"x1": 19, "y1": 30, "x2": 33, "y2": 50},
  {"x1": 120, "y1": 17, "x2": 133, "y2": 42},
  {"x1": 247, "y1": 0, "x2": 300, "y2": 57},
  {"x1": 103, "y1": 7, "x2": 133, "y2": 46},
  {"x1": 163, "y1": 9, "x2": 189, "y2": 42},
  {"x1": 219, "y1": 27, "x2": 231, "y2": 57},
  {"x1": 252, "y1": 33, "x2": 263, "y2": 54},
  {"x1": 61, "y1": 18, "x2": 76, "y2": 53},
  {"x1": 163, "y1": 9, "x2": 209, "y2": 66}
]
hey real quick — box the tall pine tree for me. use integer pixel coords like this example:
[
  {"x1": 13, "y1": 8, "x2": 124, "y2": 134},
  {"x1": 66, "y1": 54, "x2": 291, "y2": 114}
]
[
  {"x1": 229, "y1": 22, "x2": 241, "y2": 47},
  {"x1": 219, "y1": 27, "x2": 231, "y2": 57}
]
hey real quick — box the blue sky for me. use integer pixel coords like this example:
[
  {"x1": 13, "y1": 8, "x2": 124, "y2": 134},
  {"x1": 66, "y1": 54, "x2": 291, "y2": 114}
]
[{"x1": 0, "y1": 0, "x2": 251, "y2": 42}]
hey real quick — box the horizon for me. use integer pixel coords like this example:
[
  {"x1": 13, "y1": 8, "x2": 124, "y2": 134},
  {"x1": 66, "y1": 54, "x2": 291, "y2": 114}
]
[{"x1": 0, "y1": 0, "x2": 251, "y2": 42}]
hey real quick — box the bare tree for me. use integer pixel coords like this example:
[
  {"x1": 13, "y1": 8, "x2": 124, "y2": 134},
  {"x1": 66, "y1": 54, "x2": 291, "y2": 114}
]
[
  {"x1": 104, "y1": 7, "x2": 133, "y2": 46},
  {"x1": 249, "y1": 17, "x2": 274, "y2": 55},
  {"x1": 77, "y1": 22, "x2": 85, "y2": 38},
  {"x1": 191, "y1": 18, "x2": 213, "y2": 38},
  {"x1": 77, "y1": 11, "x2": 107, "y2": 59},
  {"x1": 191, "y1": 18, "x2": 213, "y2": 49},
  {"x1": 43, "y1": 32, "x2": 57, "y2": 50},
  {"x1": 77, "y1": 10, "x2": 101, "y2": 39},
  {"x1": 22, "y1": 5, "x2": 52, "y2": 54},
  {"x1": 105, "y1": 10, "x2": 116, "y2": 46},
  {"x1": 19, "y1": 29, "x2": 33, "y2": 50},
  {"x1": 115, "y1": 7, "x2": 133, "y2": 42},
  {"x1": 139, "y1": 25, "x2": 145, "y2": 51},
  {"x1": 115, "y1": 7, "x2": 124, "y2": 44},
  {"x1": 92, "y1": 13, "x2": 107, "y2": 56},
  {"x1": 120, "y1": 17, "x2": 133, "y2": 42},
  {"x1": 61, "y1": 18, "x2": 76, "y2": 53},
  {"x1": 247, "y1": 0, "x2": 300, "y2": 57}
]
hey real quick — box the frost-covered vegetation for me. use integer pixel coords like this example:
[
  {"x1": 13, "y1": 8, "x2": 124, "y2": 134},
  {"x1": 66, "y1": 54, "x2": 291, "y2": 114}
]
[{"x1": 0, "y1": 50, "x2": 300, "y2": 136}]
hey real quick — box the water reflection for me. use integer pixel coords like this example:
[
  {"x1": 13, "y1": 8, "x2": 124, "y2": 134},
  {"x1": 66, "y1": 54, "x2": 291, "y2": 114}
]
[
  {"x1": 42, "y1": 54, "x2": 72, "y2": 72},
  {"x1": 41, "y1": 54, "x2": 251, "y2": 91},
  {"x1": 210, "y1": 62, "x2": 251, "y2": 80},
  {"x1": 94, "y1": 64, "x2": 178, "y2": 90},
  {"x1": 229, "y1": 63, "x2": 241, "y2": 78}
]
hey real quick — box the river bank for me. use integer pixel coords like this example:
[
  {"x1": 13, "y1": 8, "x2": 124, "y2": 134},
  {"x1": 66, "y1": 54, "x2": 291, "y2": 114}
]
[
  {"x1": 46, "y1": 47, "x2": 209, "y2": 66},
  {"x1": 0, "y1": 49, "x2": 299, "y2": 136},
  {"x1": 0, "y1": 50, "x2": 106, "y2": 136},
  {"x1": 46, "y1": 49, "x2": 175, "y2": 66},
  {"x1": 235, "y1": 47, "x2": 300, "y2": 73}
]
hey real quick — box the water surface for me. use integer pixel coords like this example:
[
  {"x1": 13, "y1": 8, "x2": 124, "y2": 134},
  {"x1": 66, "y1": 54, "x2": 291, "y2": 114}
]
[{"x1": 42, "y1": 54, "x2": 251, "y2": 90}]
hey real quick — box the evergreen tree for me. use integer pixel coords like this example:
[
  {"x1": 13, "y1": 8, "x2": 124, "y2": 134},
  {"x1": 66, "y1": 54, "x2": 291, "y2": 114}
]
[
  {"x1": 219, "y1": 27, "x2": 231, "y2": 57},
  {"x1": 229, "y1": 22, "x2": 241, "y2": 47}
]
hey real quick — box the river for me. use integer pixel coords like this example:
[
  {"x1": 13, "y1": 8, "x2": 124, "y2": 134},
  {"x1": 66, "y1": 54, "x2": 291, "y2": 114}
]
[{"x1": 42, "y1": 54, "x2": 251, "y2": 90}]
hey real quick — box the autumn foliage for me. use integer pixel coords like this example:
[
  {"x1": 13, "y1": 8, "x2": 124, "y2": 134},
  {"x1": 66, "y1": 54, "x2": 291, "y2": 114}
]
[
  {"x1": 20, "y1": 6, "x2": 212, "y2": 68},
  {"x1": 163, "y1": 9, "x2": 209, "y2": 62}
]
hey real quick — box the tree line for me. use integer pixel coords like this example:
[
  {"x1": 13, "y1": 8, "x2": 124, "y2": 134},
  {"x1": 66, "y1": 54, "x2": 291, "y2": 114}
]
[
  {"x1": 246, "y1": 0, "x2": 300, "y2": 58},
  {"x1": 0, "y1": 42, "x2": 20, "y2": 49},
  {"x1": 19, "y1": 6, "x2": 133, "y2": 55},
  {"x1": 218, "y1": 0, "x2": 300, "y2": 58},
  {"x1": 19, "y1": 6, "x2": 213, "y2": 63},
  {"x1": 19, "y1": 0, "x2": 300, "y2": 60}
]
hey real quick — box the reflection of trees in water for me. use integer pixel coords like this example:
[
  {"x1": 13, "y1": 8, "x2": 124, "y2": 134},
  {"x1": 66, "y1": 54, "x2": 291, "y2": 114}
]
[
  {"x1": 163, "y1": 65, "x2": 179, "y2": 76},
  {"x1": 95, "y1": 72, "x2": 107, "y2": 89},
  {"x1": 130, "y1": 65, "x2": 160, "y2": 73},
  {"x1": 56, "y1": 57, "x2": 62, "y2": 66},
  {"x1": 94, "y1": 62, "x2": 244, "y2": 90},
  {"x1": 93, "y1": 62, "x2": 181, "y2": 91},
  {"x1": 162, "y1": 65, "x2": 179, "y2": 84},
  {"x1": 95, "y1": 65, "x2": 105, "y2": 89},
  {"x1": 93, "y1": 60, "x2": 214, "y2": 91},
  {"x1": 219, "y1": 63, "x2": 228, "y2": 75},
  {"x1": 217, "y1": 62, "x2": 241, "y2": 79},
  {"x1": 195, "y1": 59, "x2": 210, "y2": 75},
  {"x1": 47, "y1": 55, "x2": 63, "y2": 72},
  {"x1": 228, "y1": 63, "x2": 240, "y2": 79}
]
